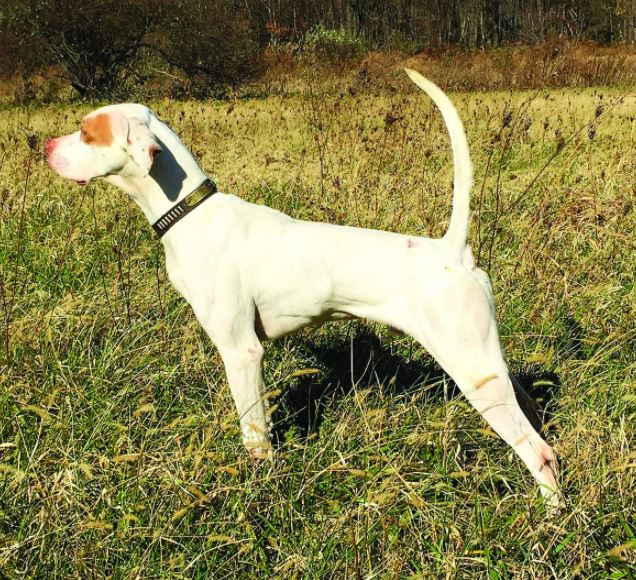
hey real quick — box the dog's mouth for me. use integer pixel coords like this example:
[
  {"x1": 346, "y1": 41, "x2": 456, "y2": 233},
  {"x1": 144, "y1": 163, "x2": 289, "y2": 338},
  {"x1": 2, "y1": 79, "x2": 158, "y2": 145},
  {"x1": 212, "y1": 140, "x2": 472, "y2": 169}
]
[{"x1": 46, "y1": 154, "x2": 90, "y2": 186}]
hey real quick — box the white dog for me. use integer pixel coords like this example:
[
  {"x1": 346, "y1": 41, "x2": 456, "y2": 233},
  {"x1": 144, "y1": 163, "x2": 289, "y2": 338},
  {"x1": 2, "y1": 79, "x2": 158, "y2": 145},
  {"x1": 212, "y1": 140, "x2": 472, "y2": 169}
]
[{"x1": 46, "y1": 69, "x2": 559, "y2": 505}]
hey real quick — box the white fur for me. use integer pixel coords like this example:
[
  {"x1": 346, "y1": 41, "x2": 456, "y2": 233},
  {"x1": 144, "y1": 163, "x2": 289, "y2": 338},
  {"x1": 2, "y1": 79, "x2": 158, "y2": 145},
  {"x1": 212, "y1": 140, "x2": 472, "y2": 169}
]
[{"x1": 46, "y1": 70, "x2": 560, "y2": 506}]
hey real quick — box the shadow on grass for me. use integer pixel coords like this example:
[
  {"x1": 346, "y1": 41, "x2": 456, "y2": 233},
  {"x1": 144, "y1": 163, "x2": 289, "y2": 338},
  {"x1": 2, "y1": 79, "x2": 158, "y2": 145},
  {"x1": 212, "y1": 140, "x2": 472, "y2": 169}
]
[{"x1": 272, "y1": 327, "x2": 561, "y2": 445}]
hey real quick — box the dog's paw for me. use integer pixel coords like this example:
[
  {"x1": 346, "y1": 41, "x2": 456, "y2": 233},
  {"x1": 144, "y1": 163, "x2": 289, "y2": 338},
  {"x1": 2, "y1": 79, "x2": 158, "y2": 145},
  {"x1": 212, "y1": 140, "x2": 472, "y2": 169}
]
[
  {"x1": 244, "y1": 439, "x2": 273, "y2": 461},
  {"x1": 540, "y1": 484, "x2": 562, "y2": 514},
  {"x1": 248, "y1": 446, "x2": 273, "y2": 460}
]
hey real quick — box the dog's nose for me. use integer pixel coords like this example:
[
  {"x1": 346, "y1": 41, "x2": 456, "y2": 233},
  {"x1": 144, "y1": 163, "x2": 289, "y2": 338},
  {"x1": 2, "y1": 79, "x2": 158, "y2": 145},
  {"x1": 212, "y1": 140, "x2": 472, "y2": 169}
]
[{"x1": 44, "y1": 138, "x2": 56, "y2": 156}]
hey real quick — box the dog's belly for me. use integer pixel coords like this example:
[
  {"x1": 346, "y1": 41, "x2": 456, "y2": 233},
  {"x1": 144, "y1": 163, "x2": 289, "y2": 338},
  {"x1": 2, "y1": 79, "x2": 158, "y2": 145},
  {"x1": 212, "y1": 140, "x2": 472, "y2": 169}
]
[
  {"x1": 251, "y1": 262, "x2": 411, "y2": 340},
  {"x1": 255, "y1": 306, "x2": 354, "y2": 340}
]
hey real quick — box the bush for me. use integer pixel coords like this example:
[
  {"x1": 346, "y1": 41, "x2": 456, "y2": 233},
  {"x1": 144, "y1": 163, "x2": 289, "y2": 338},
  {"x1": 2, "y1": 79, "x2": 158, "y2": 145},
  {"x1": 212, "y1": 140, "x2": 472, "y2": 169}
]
[
  {"x1": 0, "y1": 0, "x2": 156, "y2": 99},
  {"x1": 148, "y1": 0, "x2": 264, "y2": 99},
  {"x1": 0, "y1": 0, "x2": 265, "y2": 100},
  {"x1": 302, "y1": 26, "x2": 365, "y2": 62}
]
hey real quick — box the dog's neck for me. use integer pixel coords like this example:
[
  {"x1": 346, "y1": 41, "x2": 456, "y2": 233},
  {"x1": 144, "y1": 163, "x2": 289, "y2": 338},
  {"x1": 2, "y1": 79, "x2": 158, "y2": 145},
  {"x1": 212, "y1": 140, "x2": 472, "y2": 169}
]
[{"x1": 106, "y1": 116, "x2": 208, "y2": 227}]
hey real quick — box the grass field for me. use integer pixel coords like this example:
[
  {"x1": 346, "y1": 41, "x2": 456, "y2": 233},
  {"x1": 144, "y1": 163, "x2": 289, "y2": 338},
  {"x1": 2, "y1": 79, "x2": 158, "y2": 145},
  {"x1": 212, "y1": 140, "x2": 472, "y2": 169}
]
[{"x1": 0, "y1": 73, "x2": 635, "y2": 577}]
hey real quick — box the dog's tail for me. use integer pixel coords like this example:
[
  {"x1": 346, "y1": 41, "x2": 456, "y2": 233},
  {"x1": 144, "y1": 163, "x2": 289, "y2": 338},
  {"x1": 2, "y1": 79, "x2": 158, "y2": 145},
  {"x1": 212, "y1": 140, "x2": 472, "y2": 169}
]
[{"x1": 404, "y1": 68, "x2": 473, "y2": 250}]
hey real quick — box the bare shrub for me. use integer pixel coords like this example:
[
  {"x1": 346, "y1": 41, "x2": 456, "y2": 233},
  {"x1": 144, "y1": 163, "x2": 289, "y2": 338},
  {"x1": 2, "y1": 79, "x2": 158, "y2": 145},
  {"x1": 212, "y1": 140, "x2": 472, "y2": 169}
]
[
  {"x1": 147, "y1": 0, "x2": 265, "y2": 98},
  {"x1": 0, "y1": 0, "x2": 157, "y2": 99},
  {"x1": 0, "y1": 0, "x2": 265, "y2": 100}
]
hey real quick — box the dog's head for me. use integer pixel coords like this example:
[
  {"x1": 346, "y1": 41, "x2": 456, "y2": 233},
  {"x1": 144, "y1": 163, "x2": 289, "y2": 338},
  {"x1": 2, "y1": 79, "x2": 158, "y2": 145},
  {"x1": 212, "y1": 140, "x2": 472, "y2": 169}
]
[{"x1": 46, "y1": 104, "x2": 162, "y2": 185}]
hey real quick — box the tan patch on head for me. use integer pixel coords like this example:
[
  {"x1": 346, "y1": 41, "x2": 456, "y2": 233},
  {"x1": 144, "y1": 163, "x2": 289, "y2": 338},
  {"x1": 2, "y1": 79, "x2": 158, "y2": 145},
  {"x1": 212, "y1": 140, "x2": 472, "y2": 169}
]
[{"x1": 80, "y1": 113, "x2": 114, "y2": 147}]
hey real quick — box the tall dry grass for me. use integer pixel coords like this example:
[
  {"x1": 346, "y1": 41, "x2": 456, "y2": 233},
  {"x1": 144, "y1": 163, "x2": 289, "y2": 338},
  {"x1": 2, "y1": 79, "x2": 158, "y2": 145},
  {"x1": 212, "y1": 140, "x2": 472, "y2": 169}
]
[{"x1": 0, "y1": 74, "x2": 634, "y2": 576}]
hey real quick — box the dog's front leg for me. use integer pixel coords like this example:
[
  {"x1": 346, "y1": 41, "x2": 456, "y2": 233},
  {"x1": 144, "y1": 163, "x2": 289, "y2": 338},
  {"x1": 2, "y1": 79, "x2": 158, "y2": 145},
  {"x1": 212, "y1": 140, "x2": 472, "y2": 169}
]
[
  {"x1": 218, "y1": 340, "x2": 271, "y2": 458},
  {"x1": 200, "y1": 299, "x2": 272, "y2": 458}
]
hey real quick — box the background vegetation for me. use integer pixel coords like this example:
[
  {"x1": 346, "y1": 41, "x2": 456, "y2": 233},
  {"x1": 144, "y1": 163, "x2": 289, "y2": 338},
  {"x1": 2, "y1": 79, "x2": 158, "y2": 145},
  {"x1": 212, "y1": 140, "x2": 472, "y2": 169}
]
[
  {"x1": 0, "y1": 0, "x2": 635, "y2": 577},
  {"x1": 0, "y1": 69, "x2": 635, "y2": 575},
  {"x1": 2, "y1": 0, "x2": 636, "y2": 100}
]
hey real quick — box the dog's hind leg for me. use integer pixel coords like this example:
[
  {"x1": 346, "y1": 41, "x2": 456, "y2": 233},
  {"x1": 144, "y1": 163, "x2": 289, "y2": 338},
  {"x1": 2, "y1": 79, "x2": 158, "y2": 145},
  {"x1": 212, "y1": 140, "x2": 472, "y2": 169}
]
[
  {"x1": 453, "y1": 361, "x2": 559, "y2": 505},
  {"x1": 408, "y1": 270, "x2": 560, "y2": 505}
]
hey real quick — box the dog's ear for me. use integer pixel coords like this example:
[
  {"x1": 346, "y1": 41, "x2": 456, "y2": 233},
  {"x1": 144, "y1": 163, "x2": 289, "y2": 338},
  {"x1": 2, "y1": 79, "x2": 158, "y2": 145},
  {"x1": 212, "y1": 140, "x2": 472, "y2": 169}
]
[
  {"x1": 106, "y1": 112, "x2": 161, "y2": 176},
  {"x1": 124, "y1": 117, "x2": 162, "y2": 176}
]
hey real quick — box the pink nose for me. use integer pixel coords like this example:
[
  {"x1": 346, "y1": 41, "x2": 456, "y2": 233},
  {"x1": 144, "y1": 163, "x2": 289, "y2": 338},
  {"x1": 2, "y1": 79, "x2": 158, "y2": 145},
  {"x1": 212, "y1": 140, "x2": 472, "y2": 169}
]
[{"x1": 45, "y1": 138, "x2": 57, "y2": 156}]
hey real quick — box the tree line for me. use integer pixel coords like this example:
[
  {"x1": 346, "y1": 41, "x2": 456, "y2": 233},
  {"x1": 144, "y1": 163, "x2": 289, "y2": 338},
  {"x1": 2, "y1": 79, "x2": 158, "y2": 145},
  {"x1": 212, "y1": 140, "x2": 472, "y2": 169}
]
[
  {"x1": 258, "y1": 0, "x2": 636, "y2": 46},
  {"x1": 1, "y1": 0, "x2": 635, "y2": 99}
]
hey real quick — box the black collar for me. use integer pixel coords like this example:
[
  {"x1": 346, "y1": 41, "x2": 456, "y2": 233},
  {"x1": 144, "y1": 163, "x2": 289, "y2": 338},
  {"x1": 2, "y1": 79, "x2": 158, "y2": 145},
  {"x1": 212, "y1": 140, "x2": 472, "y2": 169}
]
[{"x1": 152, "y1": 179, "x2": 217, "y2": 238}]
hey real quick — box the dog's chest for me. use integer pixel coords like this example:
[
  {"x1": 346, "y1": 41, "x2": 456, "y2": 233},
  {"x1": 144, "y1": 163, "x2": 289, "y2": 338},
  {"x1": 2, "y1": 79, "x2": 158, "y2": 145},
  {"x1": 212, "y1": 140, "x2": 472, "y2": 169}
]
[{"x1": 163, "y1": 243, "x2": 207, "y2": 305}]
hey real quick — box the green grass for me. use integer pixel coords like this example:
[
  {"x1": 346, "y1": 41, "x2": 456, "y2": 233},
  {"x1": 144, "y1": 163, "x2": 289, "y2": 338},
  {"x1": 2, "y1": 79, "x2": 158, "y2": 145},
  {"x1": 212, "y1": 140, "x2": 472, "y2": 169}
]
[{"x1": 0, "y1": 76, "x2": 635, "y2": 577}]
